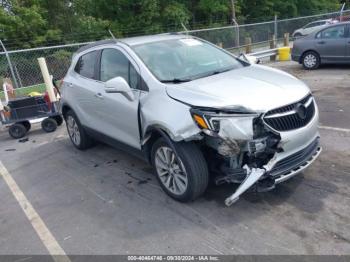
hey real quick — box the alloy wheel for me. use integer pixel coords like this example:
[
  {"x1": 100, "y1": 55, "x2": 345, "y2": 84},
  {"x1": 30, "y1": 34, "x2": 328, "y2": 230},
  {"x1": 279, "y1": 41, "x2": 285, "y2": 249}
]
[
  {"x1": 67, "y1": 115, "x2": 81, "y2": 146},
  {"x1": 155, "y1": 146, "x2": 188, "y2": 195}
]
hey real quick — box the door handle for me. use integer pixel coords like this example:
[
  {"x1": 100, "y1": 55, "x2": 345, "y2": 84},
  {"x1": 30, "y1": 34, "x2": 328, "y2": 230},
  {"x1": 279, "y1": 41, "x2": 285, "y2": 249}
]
[
  {"x1": 317, "y1": 41, "x2": 325, "y2": 45},
  {"x1": 94, "y1": 93, "x2": 104, "y2": 99},
  {"x1": 67, "y1": 83, "x2": 73, "y2": 88}
]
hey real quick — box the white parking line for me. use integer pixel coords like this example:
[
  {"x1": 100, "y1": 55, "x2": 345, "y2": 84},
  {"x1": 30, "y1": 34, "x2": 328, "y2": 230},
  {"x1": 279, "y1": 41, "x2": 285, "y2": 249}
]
[
  {"x1": 0, "y1": 161, "x2": 70, "y2": 262},
  {"x1": 319, "y1": 125, "x2": 350, "y2": 133}
]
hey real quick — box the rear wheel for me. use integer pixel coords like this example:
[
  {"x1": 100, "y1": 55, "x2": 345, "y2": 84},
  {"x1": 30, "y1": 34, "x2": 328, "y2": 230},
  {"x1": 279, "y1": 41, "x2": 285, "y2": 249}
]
[
  {"x1": 151, "y1": 137, "x2": 209, "y2": 202},
  {"x1": 41, "y1": 118, "x2": 57, "y2": 133},
  {"x1": 65, "y1": 110, "x2": 94, "y2": 150},
  {"x1": 302, "y1": 51, "x2": 320, "y2": 70},
  {"x1": 51, "y1": 115, "x2": 63, "y2": 126},
  {"x1": 9, "y1": 123, "x2": 27, "y2": 139},
  {"x1": 21, "y1": 121, "x2": 31, "y2": 131}
]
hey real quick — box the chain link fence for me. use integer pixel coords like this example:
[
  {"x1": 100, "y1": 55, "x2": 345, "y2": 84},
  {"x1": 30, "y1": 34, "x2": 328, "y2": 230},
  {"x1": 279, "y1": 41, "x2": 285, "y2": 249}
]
[
  {"x1": 0, "y1": 42, "x2": 90, "y2": 99},
  {"x1": 0, "y1": 9, "x2": 349, "y2": 99},
  {"x1": 187, "y1": 9, "x2": 350, "y2": 53}
]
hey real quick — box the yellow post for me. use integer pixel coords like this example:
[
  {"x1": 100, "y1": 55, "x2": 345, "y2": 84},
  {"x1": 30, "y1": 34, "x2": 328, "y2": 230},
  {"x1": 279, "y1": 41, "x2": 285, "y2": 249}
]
[{"x1": 278, "y1": 47, "x2": 291, "y2": 61}]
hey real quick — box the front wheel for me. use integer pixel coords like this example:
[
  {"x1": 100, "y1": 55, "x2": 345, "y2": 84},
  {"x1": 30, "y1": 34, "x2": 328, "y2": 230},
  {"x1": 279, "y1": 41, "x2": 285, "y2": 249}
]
[
  {"x1": 302, "y1": 51, "x2": 320, "y2": 70},
  {"x1": 151, "y1": 137, "x2": 209, "y2": 202}
]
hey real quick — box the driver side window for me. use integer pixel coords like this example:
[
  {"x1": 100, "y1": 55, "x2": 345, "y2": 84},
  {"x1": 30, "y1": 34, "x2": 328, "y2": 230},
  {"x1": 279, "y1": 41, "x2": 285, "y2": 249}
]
[{"x1": 100, "y1": 48, "x2": 141, "y2": 90}]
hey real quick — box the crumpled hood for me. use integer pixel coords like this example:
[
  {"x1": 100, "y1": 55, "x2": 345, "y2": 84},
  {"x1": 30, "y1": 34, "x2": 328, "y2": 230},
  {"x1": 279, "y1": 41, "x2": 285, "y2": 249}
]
[{"x1": 166, "y1": 65, "x2": 310, "y2": 112}]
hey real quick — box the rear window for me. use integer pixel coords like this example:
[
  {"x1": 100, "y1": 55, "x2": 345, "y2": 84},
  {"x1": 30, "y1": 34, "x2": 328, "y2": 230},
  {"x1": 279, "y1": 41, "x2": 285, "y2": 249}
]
[{"x1": 74, "y1": 51, "x2": 98, "y2": 79}]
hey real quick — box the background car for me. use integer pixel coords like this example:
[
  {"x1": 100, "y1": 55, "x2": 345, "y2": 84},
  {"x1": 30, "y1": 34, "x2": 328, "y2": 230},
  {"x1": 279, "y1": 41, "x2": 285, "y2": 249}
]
[
  {"x1": 292, "y1": 19, "x2": 334, "y2": 37},
  {"x1": 292, "y1": 21, "x2": 350, "y2": 69}
]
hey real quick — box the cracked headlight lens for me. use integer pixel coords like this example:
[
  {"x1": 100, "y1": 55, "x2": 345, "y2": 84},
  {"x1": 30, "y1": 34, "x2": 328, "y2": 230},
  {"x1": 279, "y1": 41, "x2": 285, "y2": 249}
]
[{"x1": 190, "y1": 108, "x2": 259, "y2": 134}]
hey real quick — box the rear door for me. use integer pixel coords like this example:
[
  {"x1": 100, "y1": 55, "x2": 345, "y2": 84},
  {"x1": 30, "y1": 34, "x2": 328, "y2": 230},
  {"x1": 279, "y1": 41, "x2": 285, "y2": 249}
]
[
  {"x1": 68, "y1": 50, "x2": 104, "y2": 131},
  {"x1": 315, "y1": 24, "x2": 347, "y2": 62}
]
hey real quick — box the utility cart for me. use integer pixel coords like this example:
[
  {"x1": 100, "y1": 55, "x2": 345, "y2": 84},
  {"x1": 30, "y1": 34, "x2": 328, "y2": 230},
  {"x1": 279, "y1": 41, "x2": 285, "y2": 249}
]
[{"x1": 0, "y1": 96, "x2": 63, "y2": 139}]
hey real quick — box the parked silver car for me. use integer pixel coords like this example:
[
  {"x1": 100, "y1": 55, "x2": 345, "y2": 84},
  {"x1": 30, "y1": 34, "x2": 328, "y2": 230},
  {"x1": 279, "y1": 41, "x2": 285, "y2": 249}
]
[
  {"x1": 292, "y1": 19, "x2": 333, "y2": 38},
  {"x1": 292, "y1": 22, "x2": 350, "y2": 69},
  {"x1": 61, "y1": 34, "x2": 321, "y2": 206}
]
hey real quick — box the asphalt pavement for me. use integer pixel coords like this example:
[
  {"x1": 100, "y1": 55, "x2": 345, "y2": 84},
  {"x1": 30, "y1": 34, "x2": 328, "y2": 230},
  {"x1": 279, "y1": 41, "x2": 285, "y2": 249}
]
[{"x1": 0, "y1": 61, "x2": 349, "y2": 256}]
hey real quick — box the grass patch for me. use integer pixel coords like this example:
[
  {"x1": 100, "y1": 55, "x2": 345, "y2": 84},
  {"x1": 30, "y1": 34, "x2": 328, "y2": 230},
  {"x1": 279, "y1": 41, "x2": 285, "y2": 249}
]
[{"x1": 0, "y1": 84, "x2": 46, "y2": 100}]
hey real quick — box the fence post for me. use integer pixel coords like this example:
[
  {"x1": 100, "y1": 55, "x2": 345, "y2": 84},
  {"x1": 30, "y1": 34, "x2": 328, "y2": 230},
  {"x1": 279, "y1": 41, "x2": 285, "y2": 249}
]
[
  {"x1": 270, "y1": 34, "x2": 276, "y2": 61},
  {"x1": 274, "y1": 15, "x2": 278, "y2": 40},
  {"x1": 0, "y1": 40, "x2": 19, "y2": 89},
  {"x1": 14, "y1": 65, "x2": 23, "y2": 88},
  {"x1": 245, "y1": 37, "x2": 252, "y2": 54},
  {"x1": 284, "y1": 33, "x2": 290, "y2": 47},
  {"x1": 232, "y1": 19, "x2": 240, "y2": 48}
]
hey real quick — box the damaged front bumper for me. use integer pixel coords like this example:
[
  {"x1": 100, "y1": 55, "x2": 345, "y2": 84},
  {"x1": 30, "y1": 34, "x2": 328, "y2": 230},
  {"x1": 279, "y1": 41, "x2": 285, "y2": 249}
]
[
  {"x1": 225, "y1": 137, "x2": 322, "y2": 206},
  {"x1": 191, "y1": 96, "x2": 321, "y2": 206}
]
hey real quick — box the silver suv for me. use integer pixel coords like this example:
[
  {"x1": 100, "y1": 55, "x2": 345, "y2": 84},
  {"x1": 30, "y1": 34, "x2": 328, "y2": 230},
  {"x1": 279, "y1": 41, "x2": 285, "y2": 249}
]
[{"x1": 61, "y1": 34, "x2": 321, "y2": 206}]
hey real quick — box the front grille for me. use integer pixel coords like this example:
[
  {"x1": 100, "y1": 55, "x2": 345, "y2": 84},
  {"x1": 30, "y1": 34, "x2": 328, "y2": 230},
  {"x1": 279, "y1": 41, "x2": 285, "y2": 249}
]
[
  {"x1": 264, "y1": 94, "x2": 315, "y2": 132},
  {"x1": 270, "y1": 138, "x2": 320, "y2": 177}
]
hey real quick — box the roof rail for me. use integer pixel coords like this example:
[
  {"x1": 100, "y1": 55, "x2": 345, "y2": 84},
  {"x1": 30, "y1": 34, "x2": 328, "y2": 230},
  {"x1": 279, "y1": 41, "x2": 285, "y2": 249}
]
[{"x1": 76, "y1": 39, "x2": 117, "y2": 54}]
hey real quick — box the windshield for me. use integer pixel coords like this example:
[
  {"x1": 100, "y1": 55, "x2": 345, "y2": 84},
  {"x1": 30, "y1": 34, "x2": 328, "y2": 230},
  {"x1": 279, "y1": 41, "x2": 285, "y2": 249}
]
[{"x1": 132, "y1": 38, "x2": 246, "y2": 83}]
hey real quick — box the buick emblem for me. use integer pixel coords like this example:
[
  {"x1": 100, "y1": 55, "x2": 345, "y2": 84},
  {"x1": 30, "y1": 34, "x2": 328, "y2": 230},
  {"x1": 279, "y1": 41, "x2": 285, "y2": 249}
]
[{"x1": 295, "y1": 103, "x2": 307, "y2": 120}]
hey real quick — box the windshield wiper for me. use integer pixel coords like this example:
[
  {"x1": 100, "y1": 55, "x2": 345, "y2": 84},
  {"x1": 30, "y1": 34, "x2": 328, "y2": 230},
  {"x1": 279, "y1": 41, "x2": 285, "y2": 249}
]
[
  {"x1": 160, "y1": 78, "x2": 192, "y2": 84},
  {"x1": 190, "y1": 67, "x2": 236, "y2": 81},
  {"x1": 209, "y1": 67, "x2": 235, "y2": 76}
]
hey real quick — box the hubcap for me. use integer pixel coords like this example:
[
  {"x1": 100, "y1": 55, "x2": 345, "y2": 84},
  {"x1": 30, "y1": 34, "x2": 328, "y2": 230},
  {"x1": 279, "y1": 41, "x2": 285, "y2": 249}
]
[
  {"x1": 155, "y1": 146, "x2": 188, "y2": 195},
  {"x1": 304, "y1": 54, "x2": 317, "y2": 68},
  {"x1": 67, "y1": 116, "x2": 81, "y2": 146}
]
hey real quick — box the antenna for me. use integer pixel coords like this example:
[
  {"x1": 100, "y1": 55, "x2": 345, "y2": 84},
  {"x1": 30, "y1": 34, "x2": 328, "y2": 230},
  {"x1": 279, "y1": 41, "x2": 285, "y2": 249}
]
[{"x1": 108, "y1": 29, "x2": 116, "y2": 40}]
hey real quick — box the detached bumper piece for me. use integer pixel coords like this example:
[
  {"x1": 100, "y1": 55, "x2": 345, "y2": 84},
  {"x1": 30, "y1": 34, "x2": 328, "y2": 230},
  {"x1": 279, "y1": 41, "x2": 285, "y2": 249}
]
[{"x1": 225, "y1": 137, "x2": 321, "y2": 206}]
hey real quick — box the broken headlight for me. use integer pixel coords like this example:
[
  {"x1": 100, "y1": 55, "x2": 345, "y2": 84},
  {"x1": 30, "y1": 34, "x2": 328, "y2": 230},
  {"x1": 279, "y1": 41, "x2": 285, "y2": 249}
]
[{"x1": 190, "y1": 108, "x2": 259, "y2": 139}]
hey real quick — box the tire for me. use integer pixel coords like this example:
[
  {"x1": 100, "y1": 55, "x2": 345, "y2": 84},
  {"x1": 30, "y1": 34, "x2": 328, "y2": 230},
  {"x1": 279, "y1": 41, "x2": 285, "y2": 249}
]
[
  {"x1": 151, "y1": 137, "x2": 209, "y2": 202},
  {"x1": 41, "y1": 118, "x2": 57, "y2": 133},
  {"x1": 51, "y1": 115, "x2": 63, "y2": 126},
  {"x1": 65, "y1": 110, "x2": 94, "y2": 150},
  {"x1": 302, "y1": 51, "x2": 320, "y2": 70},
  {"x1": 21, "y1": 121, "x2": 31, "y2": 131},
  {"x1": 294, "y1": 33, "x2": 302, "y2": 38},
  {"x1": 9, "y1": 123, "x2": 27, "y2": 139}
]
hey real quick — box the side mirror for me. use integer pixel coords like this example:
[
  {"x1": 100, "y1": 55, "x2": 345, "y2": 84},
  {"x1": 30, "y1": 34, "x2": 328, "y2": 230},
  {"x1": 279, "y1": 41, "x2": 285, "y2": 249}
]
[
  {"x1": 105, "y1": 77, "x2": 135, "y2": 101},
  {"x1": 239, "y1": 53, "x2": 260, "y2": 64}
]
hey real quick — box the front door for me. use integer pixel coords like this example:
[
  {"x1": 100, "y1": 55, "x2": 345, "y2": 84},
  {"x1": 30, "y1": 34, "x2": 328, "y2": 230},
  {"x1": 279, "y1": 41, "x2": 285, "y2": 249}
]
[{"x1": 94, "y1": 47, "x2": 142, "y2": 149}]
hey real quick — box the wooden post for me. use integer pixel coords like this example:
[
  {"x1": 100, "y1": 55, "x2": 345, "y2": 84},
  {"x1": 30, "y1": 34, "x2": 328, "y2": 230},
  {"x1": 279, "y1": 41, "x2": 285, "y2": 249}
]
[
  {"x1": 270, "y1": 34, "x2": 276, "y2": 61},
  {"x1": 284, "y1": 33, "x2": 290, "y2": 47},
  {"x1": 245, "y1": 37, "x2": 252, "y2": 54},
  {"x1": 38, "y1": 57, "x2": 57, "y2": 102}
]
